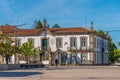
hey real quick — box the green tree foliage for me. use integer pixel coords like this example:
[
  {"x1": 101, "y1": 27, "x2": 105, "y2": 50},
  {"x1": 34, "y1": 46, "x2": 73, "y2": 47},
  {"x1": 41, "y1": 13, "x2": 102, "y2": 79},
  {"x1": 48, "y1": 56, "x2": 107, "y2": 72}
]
[
  {"x1": 0, "y1": 34, "x2": 19, "y2": 64},
  {"x1": 108, "y1": 36, "x2": 117, "y2": 63},
  {"x1": 112, "y1": 42, "x2": 120, "y2": 62},
  {"x1": 113, "y1": 49, "x2": 120, "y2": 62},
  {"x1": 33, "y1": 20, "x2": 42, "y2": 29},
  {"x1": 118, "y1": 42, "x2": 120, "y2": 47},
  {"x1": 33, "y1": 19, "x2": 50, "y2": 29},
  {"x1": 20, "y1": 39, "x2": 36, "y2": 64},
  {"x1": 98, "y1": 30, "x2": 105, "y2": 35}
]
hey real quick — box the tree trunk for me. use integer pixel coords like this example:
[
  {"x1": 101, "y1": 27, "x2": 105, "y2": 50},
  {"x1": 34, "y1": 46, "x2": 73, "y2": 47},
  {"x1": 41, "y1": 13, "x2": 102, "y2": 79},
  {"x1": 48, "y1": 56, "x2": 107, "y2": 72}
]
[
  {"x1": 5, "y1": 57, "x2": 9, "y2": 64},
  {"x1": 25, "y1": 56, "x2": 28, "y2": 64}
]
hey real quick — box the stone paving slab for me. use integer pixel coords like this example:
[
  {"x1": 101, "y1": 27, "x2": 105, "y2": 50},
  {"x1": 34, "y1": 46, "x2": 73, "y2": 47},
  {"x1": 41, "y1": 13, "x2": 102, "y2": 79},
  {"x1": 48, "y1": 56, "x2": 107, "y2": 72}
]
[{"x1": 0, "y1": 66, "x2": 120, "y2": 80}]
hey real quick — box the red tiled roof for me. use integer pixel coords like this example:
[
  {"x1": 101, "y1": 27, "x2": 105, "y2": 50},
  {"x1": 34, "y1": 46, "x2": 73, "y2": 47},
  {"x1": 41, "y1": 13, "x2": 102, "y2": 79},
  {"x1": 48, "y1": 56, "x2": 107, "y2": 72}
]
[
  {"x1": 0, "y1": 25, "x2": 19, "y2": 34},
  {"x1": 15, "y1": 29, "x2": 40, "y2": 36},
  {"x1": 0, "y1": 25, "x2": 40, "y2": 36},
  {"x1": 0, "y1": 25, "x2": 91, "y2": 35},
  {"x1": 50, "y1": 27, "x2": 91, "y2": 34},
  {"x1": 0, "y1": 25, "x2": 108, "y2": 39}
]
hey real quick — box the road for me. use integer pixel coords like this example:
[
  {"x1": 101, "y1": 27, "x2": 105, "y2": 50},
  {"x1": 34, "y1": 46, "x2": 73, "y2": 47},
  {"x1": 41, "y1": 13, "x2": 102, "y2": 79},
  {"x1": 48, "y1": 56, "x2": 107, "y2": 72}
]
[{"x1": 0, "y1": 66, "x2": 120, "y2": 80}]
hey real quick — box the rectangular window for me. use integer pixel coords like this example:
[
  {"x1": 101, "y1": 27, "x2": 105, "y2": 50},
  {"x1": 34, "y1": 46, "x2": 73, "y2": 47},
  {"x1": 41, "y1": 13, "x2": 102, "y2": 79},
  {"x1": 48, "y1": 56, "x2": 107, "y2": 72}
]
[
  {"x1": 15, "y1": 39, "x2": 21, "y2": 47},
  {"x1": 94, "y1": 37, "x2": 96, "y2": 48},
  {"x1": 100, "y1": 39, "x2": 102, "y2": 49},
  {"x1": 97, "y1": 38, "x2": 99, "y2": 49},
  {"x1": 80, "y1": 37, "x2": 87, "y2": 49},
  {"x1": 70, "y1": 37, "x2": 77, "y2": 49},
  {"x1": 56, "y1": 38, "x2": 62, "y2": 48}
]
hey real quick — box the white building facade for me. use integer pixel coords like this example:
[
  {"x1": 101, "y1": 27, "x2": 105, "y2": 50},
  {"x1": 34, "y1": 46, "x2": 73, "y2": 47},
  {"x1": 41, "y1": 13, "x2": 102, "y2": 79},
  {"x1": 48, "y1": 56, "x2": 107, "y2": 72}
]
[{"x1": 0, "y1": 23, "x2": 109, "y2": 65}]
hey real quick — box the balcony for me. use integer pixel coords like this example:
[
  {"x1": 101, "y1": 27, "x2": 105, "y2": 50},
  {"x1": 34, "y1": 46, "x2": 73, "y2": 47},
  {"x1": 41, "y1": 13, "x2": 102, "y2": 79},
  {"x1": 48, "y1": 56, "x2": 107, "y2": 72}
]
[{"x1": 68, "y1": 46, "x2": 93, "y2": 52}]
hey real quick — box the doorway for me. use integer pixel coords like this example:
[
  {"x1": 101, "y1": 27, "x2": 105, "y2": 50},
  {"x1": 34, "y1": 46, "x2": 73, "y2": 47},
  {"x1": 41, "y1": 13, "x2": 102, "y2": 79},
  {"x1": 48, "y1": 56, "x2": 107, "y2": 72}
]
[{"x1": 81, "y1": 53, "x2": 87, "y2": 64}]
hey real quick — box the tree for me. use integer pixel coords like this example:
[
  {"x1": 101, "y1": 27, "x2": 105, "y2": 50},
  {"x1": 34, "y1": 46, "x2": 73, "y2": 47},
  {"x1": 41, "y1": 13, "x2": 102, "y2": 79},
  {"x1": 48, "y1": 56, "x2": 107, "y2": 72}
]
[
  {"x1": 98, "y1": 30, "x2": 105, "y2": 35},
  {"x1": 113, "y1": 49, "x2": 120, "y2": 62},
  {"x1": 33, "y1": 20, "x2": 42, "y2": 29},
  {"x1": 0, "y1": 34, "x2": 19, "y2": 64},
  {"x1": 112, "y1": 42, "x2": 120, "y2": 62},
  {"x1": 20, "y1": 39, "x2": 36, "y2": 64},
  {"x1": 108, "y1": 37, "x2": 117, "y2": 63},
  {"x1": 118, "y1": 42, "x2": 120, "y2": 47}
]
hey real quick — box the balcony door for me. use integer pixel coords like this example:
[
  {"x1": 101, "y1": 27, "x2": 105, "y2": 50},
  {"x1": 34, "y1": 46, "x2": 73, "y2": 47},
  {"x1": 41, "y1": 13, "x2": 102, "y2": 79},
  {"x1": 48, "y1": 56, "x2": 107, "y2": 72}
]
[{"x1": 42, "y1": 38, "x2": 48, "y2": 50}]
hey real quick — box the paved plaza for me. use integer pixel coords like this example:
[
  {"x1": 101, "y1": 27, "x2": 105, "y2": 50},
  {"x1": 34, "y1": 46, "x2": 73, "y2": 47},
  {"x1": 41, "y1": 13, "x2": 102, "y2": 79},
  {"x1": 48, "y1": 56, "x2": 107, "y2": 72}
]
[{"x1": 0, "y1": 66, "x2": 120, "y2": 80}]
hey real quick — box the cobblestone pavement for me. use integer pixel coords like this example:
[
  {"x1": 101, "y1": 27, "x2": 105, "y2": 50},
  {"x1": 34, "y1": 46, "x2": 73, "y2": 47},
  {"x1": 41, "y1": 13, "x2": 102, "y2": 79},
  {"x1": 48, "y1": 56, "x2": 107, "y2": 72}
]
[{"x1": 0, "y1": 66, "x2": 120, "y2": 80}]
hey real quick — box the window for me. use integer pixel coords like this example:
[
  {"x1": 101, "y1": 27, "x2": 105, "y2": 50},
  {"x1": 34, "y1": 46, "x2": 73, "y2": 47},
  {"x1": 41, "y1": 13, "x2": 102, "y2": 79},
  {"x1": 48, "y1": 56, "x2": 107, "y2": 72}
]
[
  {"x1": 100, "y1": 39, "x2": 102, "y2": 49},
  {"x1": 70, "y1": 37, "x2": 77, "y2": 49},
  {"x1": 97, "y1": 38, "x2": 99, "y2": 49},
  {"x1": 80, "y1": 37, "x2": 87, "y2": 49},
  {"x1": 28, "y1": 38, "x2": 34, "y2": 47},
  {"x1": 15, "y1": 39, "x2": 21, "y2": 47},
  {"x1": 56, "y1": 37, "x2": 62, "y2": 48}
]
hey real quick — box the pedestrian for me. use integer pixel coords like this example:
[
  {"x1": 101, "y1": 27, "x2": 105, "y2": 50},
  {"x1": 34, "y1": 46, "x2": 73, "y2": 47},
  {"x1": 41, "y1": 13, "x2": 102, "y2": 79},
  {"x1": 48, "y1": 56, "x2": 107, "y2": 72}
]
[{"x1": 55, "y1": 59, "x2": 58, "y2": 67}]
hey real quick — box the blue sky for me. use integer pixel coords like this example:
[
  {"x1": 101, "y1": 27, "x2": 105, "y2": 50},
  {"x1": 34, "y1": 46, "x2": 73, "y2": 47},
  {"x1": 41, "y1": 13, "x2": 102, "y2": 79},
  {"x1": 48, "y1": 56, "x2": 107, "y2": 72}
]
[{"x1": 0, "y1": 0, "x2": 120, "y2": 45}]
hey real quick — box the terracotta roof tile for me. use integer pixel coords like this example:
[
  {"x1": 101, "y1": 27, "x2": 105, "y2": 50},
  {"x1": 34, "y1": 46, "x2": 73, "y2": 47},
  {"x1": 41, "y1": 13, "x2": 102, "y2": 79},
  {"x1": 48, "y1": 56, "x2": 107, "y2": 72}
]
[
  {"x1": 16, "y1": 29, "x2": 40, "y2": 36},
  {"x1": 50, "y1": 27, "x2": 91, "y2": 34},
  {"x1": 0, "y1": 25, "x2": 19, "y2": 34},
  {"x1": 0, "y1": 25, "x2": 107, "y2": 39}
]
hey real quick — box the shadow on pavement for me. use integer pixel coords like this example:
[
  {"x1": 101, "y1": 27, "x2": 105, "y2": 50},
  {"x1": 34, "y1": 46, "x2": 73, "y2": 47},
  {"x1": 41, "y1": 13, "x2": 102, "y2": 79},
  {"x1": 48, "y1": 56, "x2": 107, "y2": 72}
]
[{"x1": 0, "y1": 72, "x2": 43, "y2": 77}]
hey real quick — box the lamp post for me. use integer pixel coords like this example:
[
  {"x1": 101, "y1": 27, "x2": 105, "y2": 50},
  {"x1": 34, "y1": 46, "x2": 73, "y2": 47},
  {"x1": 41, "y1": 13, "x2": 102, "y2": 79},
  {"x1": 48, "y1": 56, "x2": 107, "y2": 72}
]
[{"x1": 14, "y1": 23, "x2": 26, "y2": 64}]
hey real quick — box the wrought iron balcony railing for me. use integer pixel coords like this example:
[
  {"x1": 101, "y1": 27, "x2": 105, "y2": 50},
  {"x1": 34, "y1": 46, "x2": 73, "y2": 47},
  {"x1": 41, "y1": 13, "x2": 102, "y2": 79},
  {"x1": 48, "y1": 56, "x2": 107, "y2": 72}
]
[{"x1": 68, "y1": 46, "x2": 93, "y2": 52}]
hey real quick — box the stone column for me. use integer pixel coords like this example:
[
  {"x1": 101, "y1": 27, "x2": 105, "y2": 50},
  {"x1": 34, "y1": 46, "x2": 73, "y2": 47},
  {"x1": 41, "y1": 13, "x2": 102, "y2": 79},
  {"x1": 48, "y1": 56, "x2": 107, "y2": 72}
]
[{"x1": 89, "y1": 33, "x2": 94, "y2": 64}]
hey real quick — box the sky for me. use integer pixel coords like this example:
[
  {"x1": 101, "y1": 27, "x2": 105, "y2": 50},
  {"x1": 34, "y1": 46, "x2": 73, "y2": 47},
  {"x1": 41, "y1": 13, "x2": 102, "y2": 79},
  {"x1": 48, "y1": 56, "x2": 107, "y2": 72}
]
[{"x1": 0, "y1": 0, "x2": 120, "y2": 45}]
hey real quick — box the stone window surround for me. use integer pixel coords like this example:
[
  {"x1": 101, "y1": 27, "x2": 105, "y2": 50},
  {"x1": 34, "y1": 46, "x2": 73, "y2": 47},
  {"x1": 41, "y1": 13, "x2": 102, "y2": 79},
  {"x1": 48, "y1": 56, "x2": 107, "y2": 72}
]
[
  {"x1": 56, "y1": 37, "x2": 63, "y2": 48},
  {"x1": 80, "y1": 36, "x2": 88, "y2": 49},
  {"x1": 15, "y1": 38, "x2": 21, "y2": 47}
]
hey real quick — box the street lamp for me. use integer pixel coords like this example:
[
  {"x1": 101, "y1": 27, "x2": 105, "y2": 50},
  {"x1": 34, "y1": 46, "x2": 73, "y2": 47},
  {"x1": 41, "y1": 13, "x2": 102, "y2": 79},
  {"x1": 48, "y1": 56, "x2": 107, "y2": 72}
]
[{"x1": 13, "y1": 23, "x2": 26, "y2": 64}]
